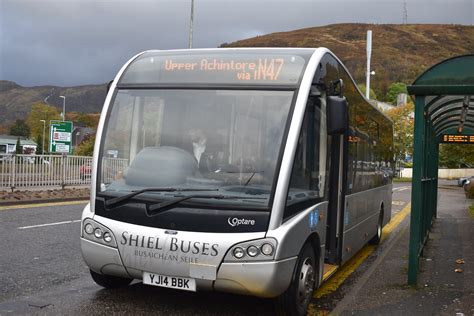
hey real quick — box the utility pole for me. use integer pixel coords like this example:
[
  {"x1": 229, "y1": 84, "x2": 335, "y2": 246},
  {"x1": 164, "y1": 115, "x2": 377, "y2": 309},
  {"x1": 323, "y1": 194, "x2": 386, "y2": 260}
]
[
  {"x1": 189, "y1": 0, "x2": 194, "y2": 49},
  {"x1": 59, "y1": 95, "x2": 66, "y2": 121},
  {"x1": 403, "y1": 0, "x2": 408, "y2": 24},
  {"x1": 366, "y1": 30, "x2": 372, "y2": 100}
]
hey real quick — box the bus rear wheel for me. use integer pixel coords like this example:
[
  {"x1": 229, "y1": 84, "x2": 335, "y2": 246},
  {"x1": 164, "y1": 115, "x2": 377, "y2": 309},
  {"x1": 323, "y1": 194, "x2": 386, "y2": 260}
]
[
  {"x1": 369, "y1": 209, "x2": 384, "y2": 245},
  {"x1": 275, "y1": 243, "x2": 318, "y2": 316},
  {"x1": 90, "y1": 270, "x2": 133, "y2": 289}
]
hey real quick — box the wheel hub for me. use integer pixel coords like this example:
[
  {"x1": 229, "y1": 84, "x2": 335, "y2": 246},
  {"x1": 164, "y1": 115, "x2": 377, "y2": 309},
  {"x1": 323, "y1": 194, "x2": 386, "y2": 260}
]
[{"x1": 297, "y1": 257, "x2": 315, "y2": 306}]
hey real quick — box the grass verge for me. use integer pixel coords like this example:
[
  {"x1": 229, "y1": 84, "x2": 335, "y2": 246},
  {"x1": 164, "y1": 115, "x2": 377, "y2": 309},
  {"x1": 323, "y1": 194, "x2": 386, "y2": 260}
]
[
  {"x1": 469, "y1": 203, "x2": 474, "y2": 218},
  {"x1": 393, "y1": 177, "x2": 412, "y2": 183}
]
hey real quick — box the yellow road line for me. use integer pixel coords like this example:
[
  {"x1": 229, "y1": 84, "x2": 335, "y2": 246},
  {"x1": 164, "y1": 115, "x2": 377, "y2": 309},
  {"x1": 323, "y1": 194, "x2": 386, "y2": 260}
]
[
  {"x1": 0, "y1": 200, "x2": 88, "y2": 211},
  {"x1": 313, "y1": 202, "x2": 411, "y2": 299}
]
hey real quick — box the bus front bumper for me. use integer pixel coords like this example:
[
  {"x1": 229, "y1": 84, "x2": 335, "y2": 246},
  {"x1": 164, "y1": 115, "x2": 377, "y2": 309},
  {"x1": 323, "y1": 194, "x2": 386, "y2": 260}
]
[{"x1": 81, "y1": 237, "x2": 296, "y2": 298}]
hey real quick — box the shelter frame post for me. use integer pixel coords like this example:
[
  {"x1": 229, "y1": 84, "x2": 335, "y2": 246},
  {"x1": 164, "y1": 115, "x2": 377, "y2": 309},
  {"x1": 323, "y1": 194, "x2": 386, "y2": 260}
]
[{"x1": 408, "y1": 95, "x2": 426, "y2": 285}]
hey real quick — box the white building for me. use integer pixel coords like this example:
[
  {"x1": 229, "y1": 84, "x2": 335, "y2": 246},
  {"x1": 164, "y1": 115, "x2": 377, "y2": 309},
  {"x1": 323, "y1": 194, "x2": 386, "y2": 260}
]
[{"x1": 0, "y1": 135, "x2": 38, "y2": 154}]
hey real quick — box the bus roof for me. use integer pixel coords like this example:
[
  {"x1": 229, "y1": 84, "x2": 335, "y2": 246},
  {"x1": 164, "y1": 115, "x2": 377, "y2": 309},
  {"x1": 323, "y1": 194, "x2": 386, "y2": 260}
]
[{"x1": 118, "y1": 48, "x2": 317, "y2": 87}]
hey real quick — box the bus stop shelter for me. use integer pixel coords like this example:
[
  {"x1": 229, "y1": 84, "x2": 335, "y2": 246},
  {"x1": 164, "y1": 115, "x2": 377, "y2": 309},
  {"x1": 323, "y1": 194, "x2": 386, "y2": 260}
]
[{"x1": 406, "y1": 54, "x2": 474, "y2": 284}]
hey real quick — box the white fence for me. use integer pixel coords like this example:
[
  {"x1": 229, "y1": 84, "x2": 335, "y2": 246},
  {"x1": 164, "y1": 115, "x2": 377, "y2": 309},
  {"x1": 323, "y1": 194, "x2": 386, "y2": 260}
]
[
  {"x1": 400, "y1": 168, "x2": 474, "y2": 179},
  {"x1": 0, "y1": 154, "x2": 93, "y2": 190}
]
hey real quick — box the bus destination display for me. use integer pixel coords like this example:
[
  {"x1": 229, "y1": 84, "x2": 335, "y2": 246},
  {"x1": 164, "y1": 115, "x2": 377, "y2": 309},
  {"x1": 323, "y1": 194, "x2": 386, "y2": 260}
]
[
  {"x1": 441, "y1": 134, "x2": 474, "y2": 144},
  {"x1": 120, "y1": 53, "x2": 307, "y2": 86},
  {"x1": 164, "y1": 58, "x2": 285, "y2": 82}
]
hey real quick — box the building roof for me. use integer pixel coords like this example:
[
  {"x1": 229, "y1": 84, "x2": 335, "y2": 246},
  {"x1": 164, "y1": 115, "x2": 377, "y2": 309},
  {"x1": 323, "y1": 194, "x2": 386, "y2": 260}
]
[{"x1": 0, "y1": 135, "x2": 37, "y2": 146}]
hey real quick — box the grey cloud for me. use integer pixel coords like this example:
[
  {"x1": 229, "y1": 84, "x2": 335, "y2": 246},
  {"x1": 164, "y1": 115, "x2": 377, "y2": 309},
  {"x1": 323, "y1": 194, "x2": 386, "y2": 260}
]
[{"x1": 1, "y1": 0, "x2": 472, "y2": 86}]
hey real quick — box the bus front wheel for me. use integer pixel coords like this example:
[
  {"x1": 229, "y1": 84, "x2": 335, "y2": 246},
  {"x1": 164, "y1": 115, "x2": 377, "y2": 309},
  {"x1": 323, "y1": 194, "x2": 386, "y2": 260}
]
[
  {"x1": 90, "y1": 270, "x2": 133, "y2": 289},
  {"x1": 275, "y1": 242, "x2": 318, "y2": 316}
]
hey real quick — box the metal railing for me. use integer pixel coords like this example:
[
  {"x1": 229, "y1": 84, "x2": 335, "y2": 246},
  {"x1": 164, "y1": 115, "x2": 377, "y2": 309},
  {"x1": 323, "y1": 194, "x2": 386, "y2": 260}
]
[
  {"x1": 0, "y1": 154, "x2": 93, "y2": 190},
  {"x1": 0, "y1": 154, "x2": 131, "y2": 191}
]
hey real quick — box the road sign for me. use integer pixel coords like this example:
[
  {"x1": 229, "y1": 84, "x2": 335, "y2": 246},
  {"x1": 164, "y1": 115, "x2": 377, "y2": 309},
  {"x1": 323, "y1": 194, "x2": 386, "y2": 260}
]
[{"x1": 50, "y1": 121, "x2": 73, "y2": 154}]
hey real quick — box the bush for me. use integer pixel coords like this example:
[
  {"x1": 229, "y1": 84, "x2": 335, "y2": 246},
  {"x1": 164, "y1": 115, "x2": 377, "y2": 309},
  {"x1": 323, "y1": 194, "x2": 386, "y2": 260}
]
[{"x1": 466, "y1": 184, "x2": 474, "y2": 199}]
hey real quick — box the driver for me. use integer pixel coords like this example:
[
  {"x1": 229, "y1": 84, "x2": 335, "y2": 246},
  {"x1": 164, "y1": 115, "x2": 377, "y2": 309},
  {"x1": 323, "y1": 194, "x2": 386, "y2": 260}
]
[{"x1": 187, "y1": 128, "x2": 218, "y2": 173}]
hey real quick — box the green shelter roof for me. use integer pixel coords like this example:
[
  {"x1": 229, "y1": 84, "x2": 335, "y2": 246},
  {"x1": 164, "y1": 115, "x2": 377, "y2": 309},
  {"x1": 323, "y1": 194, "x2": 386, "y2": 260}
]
[{"x1": 407, "y1": 54, "x2": 474, "y2": 136}]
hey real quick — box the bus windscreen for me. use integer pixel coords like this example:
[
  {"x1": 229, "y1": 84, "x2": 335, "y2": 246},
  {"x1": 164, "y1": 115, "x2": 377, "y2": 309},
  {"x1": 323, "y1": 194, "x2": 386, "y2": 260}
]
[{"x1": 119, "y1": 51, "x2": 309, "y2": 86}]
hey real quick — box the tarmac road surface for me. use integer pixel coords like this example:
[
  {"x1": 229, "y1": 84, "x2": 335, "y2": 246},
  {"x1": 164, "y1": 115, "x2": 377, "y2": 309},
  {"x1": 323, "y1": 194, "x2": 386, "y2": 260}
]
[{"x1": 0, "y1": 183, "x2": 411, "y2": 315}]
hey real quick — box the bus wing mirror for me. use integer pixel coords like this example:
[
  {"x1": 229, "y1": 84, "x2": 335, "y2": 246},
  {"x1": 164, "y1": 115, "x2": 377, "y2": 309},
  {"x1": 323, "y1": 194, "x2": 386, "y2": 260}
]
[{"x1": 327, "y1": 96, "x2": 348, "y2": 134}]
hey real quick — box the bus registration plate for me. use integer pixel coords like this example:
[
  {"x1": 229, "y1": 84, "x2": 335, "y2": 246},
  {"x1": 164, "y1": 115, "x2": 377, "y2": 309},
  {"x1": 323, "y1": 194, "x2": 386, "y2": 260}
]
[{"x1": 143, "y1": 272, "x2": 196, "y2": 292}]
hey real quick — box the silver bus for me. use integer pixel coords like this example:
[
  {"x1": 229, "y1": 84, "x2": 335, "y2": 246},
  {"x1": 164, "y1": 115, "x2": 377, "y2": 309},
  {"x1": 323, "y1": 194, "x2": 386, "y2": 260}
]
[{"x1": 81, "y1": 48, "x2": 393, "y2": 315}]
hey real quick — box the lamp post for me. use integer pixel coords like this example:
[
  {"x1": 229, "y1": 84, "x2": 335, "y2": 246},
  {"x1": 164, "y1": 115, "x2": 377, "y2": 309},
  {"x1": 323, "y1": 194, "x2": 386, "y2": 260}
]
[
  {"x1": 40, "y1": 120, "x2": 46, "y2": 155},
  {"x1": 75, "y1": 131, "x2": 80, "y2": 149},
  {"x1": 366, "y1": 30, "x2": 372, "y2": 99},
  {"x1": 189, "y1": 0, "x2": 194, "y2": 48},
  {"x1": 59, "y1": 95, "x2": 66, "y2": 121}
]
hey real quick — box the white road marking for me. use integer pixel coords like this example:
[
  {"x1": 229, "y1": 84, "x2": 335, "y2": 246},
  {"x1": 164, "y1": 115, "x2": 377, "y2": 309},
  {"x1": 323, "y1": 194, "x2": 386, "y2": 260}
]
[
  {"x1": 393, "y1": 186, "x2": 410, "y2": 192},
  {"x1": 18, "y1": 219, "x2": 81, "y2": 230}
]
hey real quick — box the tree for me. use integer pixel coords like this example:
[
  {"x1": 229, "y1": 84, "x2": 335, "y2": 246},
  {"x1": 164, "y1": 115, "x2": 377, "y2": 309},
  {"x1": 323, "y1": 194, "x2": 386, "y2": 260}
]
[
  {"x1": 357, "y1": 84, "x2": 377, "y2": 100},
  {"x1": 385, "y1": 82, "x2": 408, "y2": 105},
  {"x1": 439, "y1": 144, "x2": 474, "y2": 168},
  {"x1": 385, "y1": 102, "x2": 414, "y2": 162},
  {"x1": 9, "y1": 119, "x2": 30, "y2": 137},
  {"x1": 26, "y1": 102, "x2": 61, "y2": 152},
  {"x1": 75, "y1": 134, "x2": 95, "y2": 156},
  {"x1": 15, "y1": 138, "x2": 22, "y2": 154},
  {"x1": 35, "y1": 134, "x2": 43, "y2": 155}
]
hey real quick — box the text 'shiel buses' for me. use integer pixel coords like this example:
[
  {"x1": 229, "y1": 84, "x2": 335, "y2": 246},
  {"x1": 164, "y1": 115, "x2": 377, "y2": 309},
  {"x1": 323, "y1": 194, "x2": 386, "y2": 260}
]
[
  {"x1": 81, "y1": 48, "x2": 393, "y2": 316},
  {"x1": 120, "y1": 52, "x2": 307, "y2": 85}
]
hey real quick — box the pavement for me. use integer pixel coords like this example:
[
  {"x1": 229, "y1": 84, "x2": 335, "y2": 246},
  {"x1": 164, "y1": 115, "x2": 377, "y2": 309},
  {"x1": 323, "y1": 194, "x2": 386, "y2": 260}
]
[{"x1": 331, "y1": 180, "x2": 474, "y2": 316}]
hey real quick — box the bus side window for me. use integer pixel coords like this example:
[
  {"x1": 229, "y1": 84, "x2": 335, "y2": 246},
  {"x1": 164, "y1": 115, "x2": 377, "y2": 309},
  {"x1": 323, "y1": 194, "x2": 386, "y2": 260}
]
[{"x1": 284, "y1": 95, "x2": 328, "y2": 220}]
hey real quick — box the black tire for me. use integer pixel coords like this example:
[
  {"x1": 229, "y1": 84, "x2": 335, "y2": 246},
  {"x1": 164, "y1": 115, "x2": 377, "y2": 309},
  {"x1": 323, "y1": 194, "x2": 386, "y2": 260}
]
[
  {"x1": 275, "y1": 242, "x2": 318, "y2": 316},
  {"x1": 369, "y1": 209, "x2": 384, "y2": 245},
  {"x1": 90, "y1": 269, "x2": 132, "y2": 289}
]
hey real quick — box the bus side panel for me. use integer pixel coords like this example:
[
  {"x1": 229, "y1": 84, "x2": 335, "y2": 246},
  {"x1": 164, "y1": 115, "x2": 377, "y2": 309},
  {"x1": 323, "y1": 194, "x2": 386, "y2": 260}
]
[
  {"x1": 340, "y1": 184, "x2": 391, "y2": 263},
  {"x1": 267, "y1": 201, "x2": 328, "y2": 285}
]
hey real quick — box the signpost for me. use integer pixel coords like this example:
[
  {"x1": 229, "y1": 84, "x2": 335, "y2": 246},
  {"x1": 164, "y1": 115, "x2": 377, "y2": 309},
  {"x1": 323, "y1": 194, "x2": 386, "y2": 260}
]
[{"x1": 49, "y1": 121, "x2": 73, "y2": 154}]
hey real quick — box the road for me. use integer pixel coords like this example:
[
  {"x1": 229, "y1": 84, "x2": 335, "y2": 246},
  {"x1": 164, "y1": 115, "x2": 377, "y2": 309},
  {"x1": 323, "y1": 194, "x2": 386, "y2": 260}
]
[{"x1": 0, "y1": 183, "x2": 412, "y2": 315}]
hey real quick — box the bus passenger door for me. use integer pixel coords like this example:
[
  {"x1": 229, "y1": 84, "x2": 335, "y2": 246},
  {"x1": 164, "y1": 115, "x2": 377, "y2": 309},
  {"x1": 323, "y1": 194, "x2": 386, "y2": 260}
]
[{"x1": 325, "y1": 83, "x2": 348, "y2": 264}]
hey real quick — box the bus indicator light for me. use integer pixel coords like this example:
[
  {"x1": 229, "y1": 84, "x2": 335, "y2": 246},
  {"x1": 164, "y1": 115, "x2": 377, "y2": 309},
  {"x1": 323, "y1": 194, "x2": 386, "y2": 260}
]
[{"x1": 84, "y1": 223, "x2": 94, "y2": 235}]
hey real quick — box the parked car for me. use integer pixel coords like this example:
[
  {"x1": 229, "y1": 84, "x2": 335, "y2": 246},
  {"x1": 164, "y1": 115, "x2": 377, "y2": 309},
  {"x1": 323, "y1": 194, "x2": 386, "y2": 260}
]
[
  {"x1": 80, "y1": 162, "x2": 92, "y2": 180},
  {"x1": 458, "y1": 176, "x2": 469, "y2": 187},
  {"x1": 463, "y1": 176, "x2": 473, "y2": 191}
]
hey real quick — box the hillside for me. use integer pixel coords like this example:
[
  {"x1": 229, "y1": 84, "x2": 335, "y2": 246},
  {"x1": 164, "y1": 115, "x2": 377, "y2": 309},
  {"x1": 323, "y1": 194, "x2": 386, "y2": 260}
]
[
  {"x1": 0, "y1": 80, "x2": 107, "y2": 126},
  {"x1": 222, "y1": 24, "x2": 474, "y2": 98},
  {"x1": 1, "y1": 24, "x2": 473, "y2": 127}
]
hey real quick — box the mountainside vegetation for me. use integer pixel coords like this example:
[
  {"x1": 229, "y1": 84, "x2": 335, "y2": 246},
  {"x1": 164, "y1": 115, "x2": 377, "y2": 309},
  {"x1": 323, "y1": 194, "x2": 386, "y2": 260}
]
[
  {"x1": 1, "y1": 23, "x2": 473, "y2": 137},
  {"x1": 222, "y1": 23, "x2": 474, "y2": 101},
  {"x1": 0, "y1": 80, "x2": 106, "y2": 126}
]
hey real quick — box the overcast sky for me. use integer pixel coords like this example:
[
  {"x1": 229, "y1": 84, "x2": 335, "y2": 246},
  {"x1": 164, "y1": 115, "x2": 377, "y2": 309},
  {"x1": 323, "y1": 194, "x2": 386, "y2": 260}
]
[{"x1": 1, "y1": 0, "x2": 473, "y2": 87}]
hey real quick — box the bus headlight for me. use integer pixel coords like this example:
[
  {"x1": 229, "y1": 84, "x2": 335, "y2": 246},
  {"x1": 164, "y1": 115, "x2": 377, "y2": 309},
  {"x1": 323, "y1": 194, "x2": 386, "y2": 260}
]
[
  {"x1": 82, "y1": 218, "x2": 117, "y2": 248},
  {"x1": 225, "y1": 238, "x2": 277, "y2": 262},
  {"x1": 247, "y1": 245, "x2": 259, "y2": 257},
  {"x1": 261, "y1": 243, "x2": 274, "y2": 256},
  {"x1": 94, "y1": 228, "x2": 102, "y2": 238},
  {"x1": 233, "y1": 247, "x2": 245, "y2": 259}
]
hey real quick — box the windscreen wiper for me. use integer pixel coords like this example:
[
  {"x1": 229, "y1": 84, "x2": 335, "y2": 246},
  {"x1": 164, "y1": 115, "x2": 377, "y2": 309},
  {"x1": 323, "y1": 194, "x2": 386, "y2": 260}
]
[
  {"x1": 147, "y1": 194, "x2": 266, "y2": 215},
  {"x1": 104, "y1": 188, "x2": 218, "y2": 208}
]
